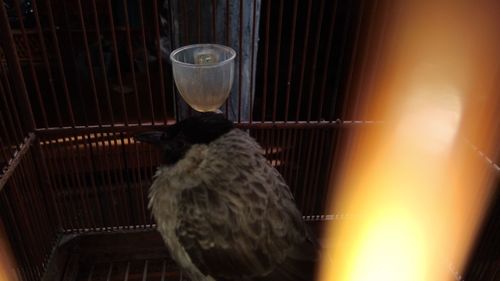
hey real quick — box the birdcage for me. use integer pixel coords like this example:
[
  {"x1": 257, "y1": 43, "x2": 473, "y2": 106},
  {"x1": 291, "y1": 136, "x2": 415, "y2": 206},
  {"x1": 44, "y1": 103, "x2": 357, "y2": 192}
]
[{"x1": 0, "y1": 0, "x2": 498, "y2": 280}]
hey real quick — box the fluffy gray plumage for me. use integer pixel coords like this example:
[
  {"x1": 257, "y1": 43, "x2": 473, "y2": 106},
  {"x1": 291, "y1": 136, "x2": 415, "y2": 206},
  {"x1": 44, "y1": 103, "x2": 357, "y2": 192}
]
[{"x1": 137, "y1": 113, "x2": 317, "y2": 281}]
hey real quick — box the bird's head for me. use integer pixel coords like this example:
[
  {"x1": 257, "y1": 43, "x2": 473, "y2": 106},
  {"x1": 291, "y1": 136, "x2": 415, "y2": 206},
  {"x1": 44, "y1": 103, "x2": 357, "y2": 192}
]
[{"x1": 134, "y1": 112, "x2": 233, "y2": 165}]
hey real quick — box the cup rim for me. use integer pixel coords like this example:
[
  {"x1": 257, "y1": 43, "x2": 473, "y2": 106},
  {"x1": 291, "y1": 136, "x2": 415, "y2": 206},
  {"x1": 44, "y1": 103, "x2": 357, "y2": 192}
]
[{"x1": 170, "y1": 44, "x2": 236, "y2": 68}]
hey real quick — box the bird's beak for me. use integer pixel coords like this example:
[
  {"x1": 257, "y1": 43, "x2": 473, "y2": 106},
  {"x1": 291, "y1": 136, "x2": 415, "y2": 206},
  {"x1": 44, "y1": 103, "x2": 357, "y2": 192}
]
[{"x1": 134, "y1": 131, "x2": 164, "y2": 145}]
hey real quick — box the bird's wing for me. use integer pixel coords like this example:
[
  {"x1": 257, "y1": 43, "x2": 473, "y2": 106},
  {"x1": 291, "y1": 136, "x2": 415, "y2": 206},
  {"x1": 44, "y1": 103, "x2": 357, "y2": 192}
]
[{"x1": 175, "y1": 130, "x2": 313, "y2": 280}]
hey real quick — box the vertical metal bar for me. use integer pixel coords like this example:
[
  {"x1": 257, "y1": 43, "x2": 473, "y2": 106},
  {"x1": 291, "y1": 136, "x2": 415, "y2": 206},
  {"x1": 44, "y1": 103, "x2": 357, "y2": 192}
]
[
  {"x1": 167, "y1": 0, "x2": 179, "y2": 122},
  {"x1": 224, "y1": 0, "x2": 230, "y2": 117},
  {"x1": 0, "y1": 66, "x2": 24, "y2": 139},
  {"x1": 17, "y1": 155, "x2": 51, "y2": 263},
  {"x1": 282, "y1": 128, "x2": 293, "y2": 182},
  {"x1": 121, "y1": 0, "x2": 142, "y2": 125},
  {"x1": 59, "y1": 0, "x2": 89, "y2": 127},
  {"x1": 161, "y1": 260, "x2": 167, "y2": 281},
  {"x1": 272, "y1": 128, "x2": 281, "y2": 171},
  {"x1": 43, "y1": 140, "x2": 68, "y2": 229},
  {"x1": 63, "y1": 137, "x2": 89, "y2": 230},
  {"x1": 95, "y1": 133, "x2": 120, "y2": 227},
  {"x1": 284, "y1": 0, "x2": 299, "y2": 123},
  {"x1": 0, "y1": 111, "x2": 14, "y2": 150},
  {"x1": 306, "y1": 0, "x2": 326, "y2": 122},
  {"x1": 321, "y1": 129, "x2": 337, "y2": 209},
  {"x1": 96, "y1": 133, "x2": 122, "y2": 227},
  {"x1": 285, "y1": 128, "x2": 297, "y2": 184},
  {"x1": 83, "y1": 134, "x2": 105, "y2": 227},
  {"x1": 308, "y1": 129, "x2": 327, "y2": 214},
  {"x1": 353, "y1": 0, "x2": 379, "y2": 119},
  {"x1": 292, "y1": 129, "x2": 304, "y2": 202},
  {"x1": 124, "y1": 262, "x2": 131, "y2": 281},
  {"x1": 0, "y1": 2, "x2": 36, "y2": 131},
  {"x1": 212, "y1": 0, "x2": 217, "y2": 42},
  {"x1": 365, "y1": 0, "x2": 391, "y2": 120},
  {"x1": 55, "y1": 138, "x2": 80, "y2": 230},
  {"x1": 105, "y1": 263, "x2": 113, "y2": 281},
  {"x1": 325, "y1": 127, "x2": 345, "y2": 202},
  {"x1": 26, "y1": 151, "x2": 55, "y2": 252},
  {"x1": 278, "y1": 129, "x2": 288, "y2": 175},
  {"x1": 52, "y1": 139, "x2": 77, "y2": 230},
  {"x1": 72, "y1": 136, "x2": 95, "y2": 229},
  {"x1": 318, "y1": 0, "x2": 339, "y2": 122},
  {"x1": 90, "y1": 0, "x2": 115, "y2": 125},
  {"x1": 76, "y1": 0, "x2": 103, "y2": 126},
  {"x1": 44, "y1": 0, "x2": 76, "y2": 126},
  {"x1": 238, "y1": 0, "x2": 244, "y2": 122},
  {"x1": 142, "y1": 260, "x2": 149, "y2": 281},
  {"x1": 137, "y1": 0, "x2": 155, "y2": 124},
  {"x1": 249, "y1": 0, "x2": 257, "y2": 124},
  {"x1": 295, "y1": 0, "x2": 313, "y2": 122},
  {"x1": 106, "y1": 0, "x2": 129, "y2": 126},
  {"x1": 31, "y1": 0, "x2": 63, "y2": 127},
  {"x1": 9, "y1": 173, "x2": 42, "y2": 265},
  {"x1": 271, "y1": 0, "x2": 284, "y2": 123},
  {"x1": 341, "y1": 0, "x2": 365, "y2": 119},
  {"x1": 225, "y1": 0, "x2": 230, "y2": 45},
  {"x1": 134, "y1": 141, "x2": 147, "y2": 224},
  {"x1": 0, "y1": 83, "x2": 21, "y2": 144},
  {"x1": 110, "y1": 132, "x2": 130, "y2": 225},
  {"x1": 261, "y1": 0, "x2": 271, "y2": 122},
  {"x1": 0, "y1": 136, "x2": 10, "y2": 164},
  {"x1": 12, "y1": 0, "x2": 48, "y2": 128},
  {"x1": 182, "y1": 0, "x2": 189, "y2": 45},
  {"x1": 153, "y1": 0, "x2": 168, "y2": 124},
  {"x1": 328, "y1": 1, "x2": 354, "y2": 122},
  {"x1": 119, "y1": 133, "x2": 135, "y2": 225},
  {"x1": 104, "y1": 132, "x2": 126, "y2": 225},
  {"x1": 197, "y1": 0, "x2": 202, "y2": 42},
  {"x1": 300, "y1": 130, "x2": 316, "y2": 212},
  {"x1": 37, "y1": 139, "x2": 63, "y2": 230},
  {"x1": 264, "y1": 128, "x2": 272, "y2": 160}
]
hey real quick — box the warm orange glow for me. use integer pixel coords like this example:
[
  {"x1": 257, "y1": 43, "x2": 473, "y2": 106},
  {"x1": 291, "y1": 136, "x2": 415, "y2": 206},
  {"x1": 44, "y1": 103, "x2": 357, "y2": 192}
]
[
  {"x1": 0, "y1": 219, "x2": 19, "y2": 281},
  {"x1": 319, "y1": 0, "x2": 499, "y2": 280}
]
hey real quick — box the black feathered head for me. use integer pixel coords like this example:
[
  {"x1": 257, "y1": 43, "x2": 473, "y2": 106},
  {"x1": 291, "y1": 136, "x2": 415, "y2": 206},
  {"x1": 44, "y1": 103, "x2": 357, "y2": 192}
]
[{"x1": 134, "y1": 112, "x2": 233, "y2": 165}]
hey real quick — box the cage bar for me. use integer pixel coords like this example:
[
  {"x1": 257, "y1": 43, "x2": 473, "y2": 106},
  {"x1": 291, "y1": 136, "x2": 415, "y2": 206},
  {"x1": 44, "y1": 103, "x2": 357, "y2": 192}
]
[{"x1": 0, "y1": 1, "x2": 497, "y2": 280}]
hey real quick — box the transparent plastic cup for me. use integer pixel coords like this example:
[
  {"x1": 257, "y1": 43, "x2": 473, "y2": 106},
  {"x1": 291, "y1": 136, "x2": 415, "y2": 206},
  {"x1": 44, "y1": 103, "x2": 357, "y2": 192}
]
[{"x1": 170, "y1": 44, "x2": 236, "y2": 112}]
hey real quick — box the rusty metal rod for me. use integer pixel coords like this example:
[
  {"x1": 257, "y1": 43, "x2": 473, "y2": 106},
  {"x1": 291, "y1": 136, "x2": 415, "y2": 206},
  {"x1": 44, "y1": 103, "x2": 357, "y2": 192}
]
[
  {"x1": 12, "y1": 0, "x2": 48, "y2": 128},
  {"x1": 249, "y1": 0, "x2": 257, "y2": 124},
  {"x1": 271, "y1": 0, "x2": 284, "y2": 123},
  {"x1": 261, "y1": 0, "x2": 272, "y2": 122},
  {"x1": 137, "y1": 0, "x2": 155, "y2": 124},
  {"x1": 90, "y1": 0, "x2": 115, "y2": 126},
  {"x1": 318, "y1": 0, "x2": 339, "y2": 122},
  {"x1": 284, "y1": 0, "x2": 299, "y2": 123},
  {"x1": 295, "y1": 0, "x2": 314, "y2": 122},
  {"x1": 45, "y1": 0, "x2": 76, "y2": 126},
  {"x1": 76, "y1": 0, "x2": 103, "y2": 126},
  {"x1": 106, "y1": 0, "x2": 129, "y2": 126},
  {"x1": 31, "y1": 0, "x2": 63, "y2": 127},
  {"x1": 153, "y1": 0, "x2": 168, "y2": 125},
  {"x1": 0, "y1": 2, "x2": 36, "y2": 131},
  {"x1": 306, "y1": 0, "x2": 326, "y2": 123}
]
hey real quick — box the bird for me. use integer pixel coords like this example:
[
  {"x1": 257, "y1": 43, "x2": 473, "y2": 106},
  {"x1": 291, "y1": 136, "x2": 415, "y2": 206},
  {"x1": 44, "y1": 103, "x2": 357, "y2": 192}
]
[{"x1": 135, "y1": 112, "x2": 319, "y2": 281}]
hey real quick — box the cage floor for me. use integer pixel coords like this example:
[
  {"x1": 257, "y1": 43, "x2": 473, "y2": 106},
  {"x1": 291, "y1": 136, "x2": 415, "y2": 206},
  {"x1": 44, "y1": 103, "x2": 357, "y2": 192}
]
[
  {"x1": 49, "y1": 222, "x2": 325, "y2": 281},
  {"x1": 48, "y1": 231, "x2": 184, "y2": 281}
]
